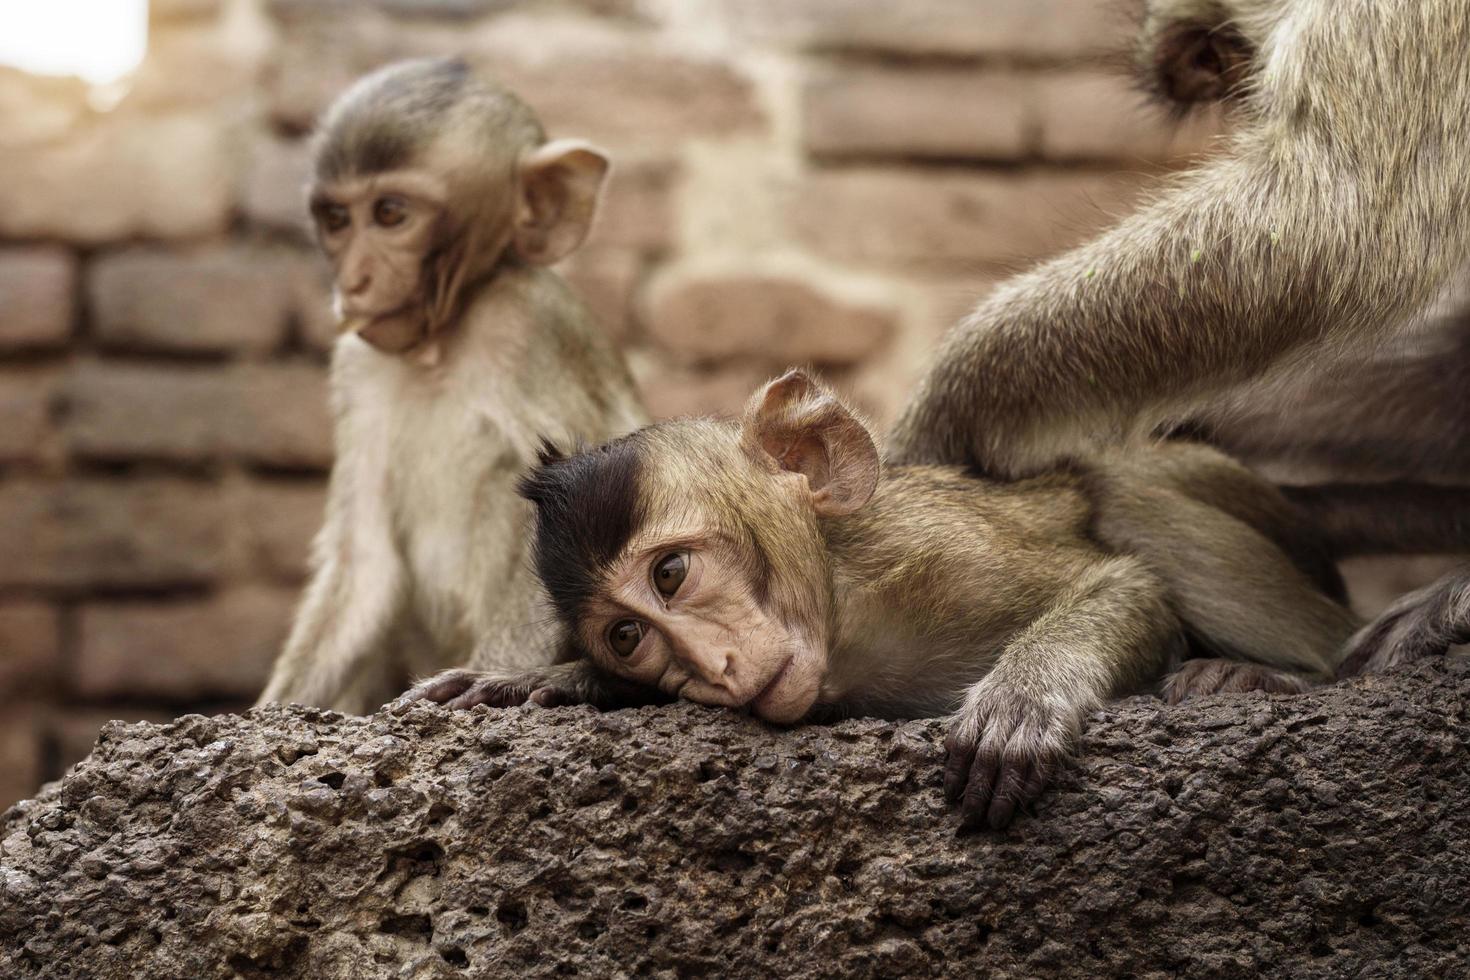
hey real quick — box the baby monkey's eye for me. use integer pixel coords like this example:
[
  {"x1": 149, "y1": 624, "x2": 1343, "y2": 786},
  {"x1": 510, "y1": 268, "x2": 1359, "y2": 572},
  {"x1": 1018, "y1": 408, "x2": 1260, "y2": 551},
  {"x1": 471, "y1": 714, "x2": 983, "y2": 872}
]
[
  {"x1": 652, "y1": 551, "x2": 688, "y2": 597},
  {"x1": 373, "y1": 196, "x2": 408, "y2": 228},
  {"x1": 608, "y1": 619, "x2": 644, "y2": 657},
  {"x1": 316, "y1": 203, "x2": 349, "y2": 233}
]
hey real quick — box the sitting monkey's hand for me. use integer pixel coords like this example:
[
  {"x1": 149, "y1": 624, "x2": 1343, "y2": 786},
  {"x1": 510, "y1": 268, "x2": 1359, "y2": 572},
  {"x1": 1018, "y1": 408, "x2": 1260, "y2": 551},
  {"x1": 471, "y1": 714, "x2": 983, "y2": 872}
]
[
  {"x1": 943, "y1": 679, "x2": 1079, "y2": 831},
  {"x1": 392, "y1": 662, "x2": 666, "y2": 713},
  {"x1": 394, "y1": 667, "x2": 585, "y2": 711}
]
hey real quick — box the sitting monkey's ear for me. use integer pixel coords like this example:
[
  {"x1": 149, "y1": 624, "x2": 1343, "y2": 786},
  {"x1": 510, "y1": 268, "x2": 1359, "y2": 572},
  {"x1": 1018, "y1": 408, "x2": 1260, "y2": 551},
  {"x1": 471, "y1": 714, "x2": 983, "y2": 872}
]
[
  {"x1": 740, "y1": 369, "x2": 880, "y2": 517},
  {"x1": 513, "y1": 139, "x2": 611, "y2": 265}
]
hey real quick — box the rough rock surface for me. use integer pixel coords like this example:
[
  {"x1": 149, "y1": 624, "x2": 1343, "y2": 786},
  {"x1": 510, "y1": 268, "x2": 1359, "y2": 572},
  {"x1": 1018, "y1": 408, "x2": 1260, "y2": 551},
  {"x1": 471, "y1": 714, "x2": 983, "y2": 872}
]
[{"x1": 3, "y1": 661, "x2": 1468, "y2": 979}]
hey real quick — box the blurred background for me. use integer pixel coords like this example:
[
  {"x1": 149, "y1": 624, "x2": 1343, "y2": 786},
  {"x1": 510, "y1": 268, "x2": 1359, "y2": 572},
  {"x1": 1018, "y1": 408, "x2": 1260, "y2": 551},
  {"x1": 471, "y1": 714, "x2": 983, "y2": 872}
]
[{"x1": 0, "y1": 0, "x2": 1451, "y2": 809}]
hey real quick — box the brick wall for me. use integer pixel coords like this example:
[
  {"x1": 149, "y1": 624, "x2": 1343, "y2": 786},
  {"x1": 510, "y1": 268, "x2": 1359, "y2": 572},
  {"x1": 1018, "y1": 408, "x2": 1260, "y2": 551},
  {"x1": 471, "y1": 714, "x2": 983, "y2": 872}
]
[{"x1": 0, "y1": 0, "x2": 1429, "y2": 809}]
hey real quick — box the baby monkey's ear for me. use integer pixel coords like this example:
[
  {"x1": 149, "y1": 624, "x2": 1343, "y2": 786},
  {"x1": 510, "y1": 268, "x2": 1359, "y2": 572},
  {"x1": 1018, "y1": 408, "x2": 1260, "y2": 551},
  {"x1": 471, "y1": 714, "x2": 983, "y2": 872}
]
[
  {"x1": 740, "y1": 369, "x2": 879, "y2": 517},
  {"x1": 513, "y1": 139, "x2": 611, "y2": 265}
]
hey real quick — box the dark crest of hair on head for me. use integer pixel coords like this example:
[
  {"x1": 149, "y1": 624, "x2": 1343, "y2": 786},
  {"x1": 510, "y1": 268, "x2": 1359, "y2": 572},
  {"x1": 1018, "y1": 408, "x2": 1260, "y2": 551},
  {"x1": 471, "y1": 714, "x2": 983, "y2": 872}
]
[{"x1": 517, "y1": 435, "x2": 645, "y2": 624}]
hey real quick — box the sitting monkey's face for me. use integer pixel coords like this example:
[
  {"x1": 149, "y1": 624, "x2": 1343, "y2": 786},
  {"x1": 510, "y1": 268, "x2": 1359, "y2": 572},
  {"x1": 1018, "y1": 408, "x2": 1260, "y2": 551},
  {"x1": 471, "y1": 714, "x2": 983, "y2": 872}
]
[
  {"x1": 307, "y1": 58, "x2": 611, "y2": 354},
  {"x1": 519, "y1": 372, "x2": 881, "y2": 724}
]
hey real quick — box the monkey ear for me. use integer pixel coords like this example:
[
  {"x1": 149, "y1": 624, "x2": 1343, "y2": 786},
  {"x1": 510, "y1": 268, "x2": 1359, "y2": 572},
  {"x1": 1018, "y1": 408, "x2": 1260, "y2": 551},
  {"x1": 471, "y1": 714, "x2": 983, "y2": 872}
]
[
  {"x1": 1147, "y1": 22, "x2": 1253, "y2": 105},
  {"x1": 513, "y1": 139, "x2": 611, "y2": 266},
  {"x1": 741, "y1": 369, "x2": 880, "y2": 518}
]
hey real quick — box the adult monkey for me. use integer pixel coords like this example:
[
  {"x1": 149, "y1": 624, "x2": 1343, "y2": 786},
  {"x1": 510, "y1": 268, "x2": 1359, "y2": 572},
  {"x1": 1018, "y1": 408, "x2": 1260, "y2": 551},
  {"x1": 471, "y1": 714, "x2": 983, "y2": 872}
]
[{"x1": 887, "y1": 0, "x2": 1470, "y2": 671}]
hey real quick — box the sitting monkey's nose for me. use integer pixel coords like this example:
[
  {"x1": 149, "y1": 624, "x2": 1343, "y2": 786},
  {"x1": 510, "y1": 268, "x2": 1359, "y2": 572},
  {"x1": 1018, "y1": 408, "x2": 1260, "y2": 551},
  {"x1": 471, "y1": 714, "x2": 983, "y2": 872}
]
[{"x1": 344, "y1": 270, "x2": 373, "y2": 296}]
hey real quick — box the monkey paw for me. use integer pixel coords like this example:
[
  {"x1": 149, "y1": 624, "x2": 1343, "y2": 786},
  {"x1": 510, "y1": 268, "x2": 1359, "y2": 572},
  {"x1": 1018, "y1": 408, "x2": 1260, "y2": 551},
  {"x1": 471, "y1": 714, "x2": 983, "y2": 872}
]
[
  {"x1": 1161, "y1": 658, "x2": 1312, "y2": 704},
  {"x1": 393, "y1": 668, "x2": 584, "y2": 712},
  {"x1": 1337, "y1": 568, "x2": 1470, "y2": 677},
  {"x1": 943, "y1": 685, "x2": 1079, "y2": 831}
]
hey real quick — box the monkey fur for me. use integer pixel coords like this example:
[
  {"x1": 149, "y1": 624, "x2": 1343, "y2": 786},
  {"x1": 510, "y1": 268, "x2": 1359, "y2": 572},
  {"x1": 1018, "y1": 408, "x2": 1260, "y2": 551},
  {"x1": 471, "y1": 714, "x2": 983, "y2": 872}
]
[
  {"x1": 404, "y1": 370, "x2": 1358, "y2": 829},
  {"x1": 256, "y1": 59, "x2": 646, "y2": 714},
  {"x1": 885, "y1": 0, "x2": 1470, "y2": 671}
]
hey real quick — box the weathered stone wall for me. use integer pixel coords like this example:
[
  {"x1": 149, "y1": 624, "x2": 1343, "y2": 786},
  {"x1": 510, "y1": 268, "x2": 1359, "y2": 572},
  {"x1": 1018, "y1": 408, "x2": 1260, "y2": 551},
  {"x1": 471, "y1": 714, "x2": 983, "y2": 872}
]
[
  {"x1": 0, "y1": 0, "x2": 1455, "y2": 810},
  {"x1": 2, "y1": 660, "x2": 1467, "y2": 977}
]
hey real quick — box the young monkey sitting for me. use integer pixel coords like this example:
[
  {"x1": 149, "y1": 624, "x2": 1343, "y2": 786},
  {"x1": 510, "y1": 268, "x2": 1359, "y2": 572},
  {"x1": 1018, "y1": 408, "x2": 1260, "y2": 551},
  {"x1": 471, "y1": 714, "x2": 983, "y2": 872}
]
[{"x1": 407, "y1": 371, "x2": 1358, "y2": 829}]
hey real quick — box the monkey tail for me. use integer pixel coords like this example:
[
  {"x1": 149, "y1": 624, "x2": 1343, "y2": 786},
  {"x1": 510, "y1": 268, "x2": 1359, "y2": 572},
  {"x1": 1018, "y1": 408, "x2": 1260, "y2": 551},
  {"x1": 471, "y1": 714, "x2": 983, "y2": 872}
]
[{"x1": 1280, "y1": 483, "x2": 1470, "y2": 559}]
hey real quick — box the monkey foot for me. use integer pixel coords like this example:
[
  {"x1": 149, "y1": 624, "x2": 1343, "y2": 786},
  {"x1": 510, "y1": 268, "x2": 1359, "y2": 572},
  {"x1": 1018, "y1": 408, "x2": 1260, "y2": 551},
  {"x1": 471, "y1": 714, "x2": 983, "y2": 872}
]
[
  {"x1": 943, "y1": 686, "x2": 1077, "y2": 831},
  {"x1": 1161, "y1": 659, "x2": 1312, "y2": 704},
  {"x1": 1337, "y1": 567, "x2": 1470, "y2": 677}
]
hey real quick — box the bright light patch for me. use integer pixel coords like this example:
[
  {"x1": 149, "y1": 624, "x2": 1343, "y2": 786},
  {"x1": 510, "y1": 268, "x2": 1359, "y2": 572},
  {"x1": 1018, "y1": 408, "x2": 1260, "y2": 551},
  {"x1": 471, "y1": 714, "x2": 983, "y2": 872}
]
[{"x1": 0, "y1": 1, "x2": 149, "y2": 86}]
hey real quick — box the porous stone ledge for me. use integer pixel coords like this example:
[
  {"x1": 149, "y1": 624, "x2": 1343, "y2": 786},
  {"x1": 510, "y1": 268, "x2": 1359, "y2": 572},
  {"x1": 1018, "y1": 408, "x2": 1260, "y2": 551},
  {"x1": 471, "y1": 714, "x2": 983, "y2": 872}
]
[{"x1": 2, "y1": 661, "x2": 1467, "y2": 978}]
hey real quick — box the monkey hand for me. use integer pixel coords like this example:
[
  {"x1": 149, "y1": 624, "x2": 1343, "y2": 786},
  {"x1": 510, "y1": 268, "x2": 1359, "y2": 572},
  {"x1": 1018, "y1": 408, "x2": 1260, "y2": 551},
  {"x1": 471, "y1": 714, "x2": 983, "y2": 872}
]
[
  {"x1": 392, "y1": 662, "x2": 667, "y2": 712},
  {"x1": 393, "y1": 667, "x2": 584, "y2": 711},
  {"x1": 1337, "y1": 567, "x2": 1470, "y2": 677},
  {"x1": 943, "y1": 680, "x2": 1079, "y2": 831}
]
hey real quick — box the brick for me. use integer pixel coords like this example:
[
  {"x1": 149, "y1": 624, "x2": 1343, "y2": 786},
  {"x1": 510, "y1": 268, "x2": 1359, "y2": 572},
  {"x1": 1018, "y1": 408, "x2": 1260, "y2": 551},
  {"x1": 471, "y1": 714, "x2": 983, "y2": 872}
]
[
  {"x1": 64, "y1": 361, "x2": 332, "y2": 469},
  {"x1": 643, "y1": 264, "x2": 897, "y2": 367},
  {"x1": 235, "y1": 480, "x2": 327, "y2": 582},
  {"x1": 0, "y1": 370, "x2": 59, "y2": 464},
  {"x1": 0, "y1": 478, "x2": 225, "y2": 590},
  {"x1": 593, "y1": 156, "x2": 680, "y2": 253},
  {"x1": 627, "y1": 352, "x2": 770, "y2": 422},
  {"x1": 374, "y1": 0, "x2": 513, "y2": 15},
  {"x1": 151, "y1": 0, "x2": 224, "y2": 19},
  {"x1": 76, "y1": 587, "x2": 294, "y2": 701},
  {"x1": 468, "y1": 19, "x2": 766, "y2": 151},
  {"x1": 0, "y1": 708, "x2": 43, "y2": 812},
  {"x1": 0, "y1": 67, "x2": 87, "y2": 146},
  {"x1": 0, "y1": 247, "x2": 75, "y2": 350},
  {"x1": 804, "y1": 68, "x2": 1027, "y2": 161},
  {"x1": 1034, "y1": 70, "x2": 1223, "y2": 162},
  {"x1": 0, "y1": 113, "x2": 233, "y2": 243},
  {"x1": 267, "y1": 16, "x2": 765, "y2": 148},
  {"x1": 790, "y1": 169, "x2": 1147, "y2": 270},
  {"x1": 559, "y1": 247, "x2": 643, "y2": 343},
  {"x1": 243, "y1": 135, "x2": 313, "y2": 234},
  {"x1": 718, "y1": 0, "x2": 1128, "y2": 59},
  {"x1": 64, "y1": 363, "x2": 223, "y2": 463},
  {"x1": 264, "y1": 14, "x2": 386, "y2": 131},
  {"x1": 124, "y1": 24, "x2": 263, "y2": 110},
  {"x1": 230, "y1": 364, "x2": 335, "y2": 469},
  {"x1": 0, "y1": 603, "x2": 61, "y2": 699},
  {"x1": 90, "y1": 247, "x2": 296, "y2": 355},
  {"x1": 290, "y1": 258, "x2": 341, "y2": 353}
]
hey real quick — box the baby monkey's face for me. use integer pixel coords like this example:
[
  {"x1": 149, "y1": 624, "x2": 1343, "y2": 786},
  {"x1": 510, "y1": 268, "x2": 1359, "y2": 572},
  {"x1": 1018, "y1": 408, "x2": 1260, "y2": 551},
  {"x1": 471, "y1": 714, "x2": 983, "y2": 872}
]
[
  {"x1": 573, "y1": 513, "x2": 828, "y2": 726},
  {"x1": 521, "y1": 369, "x2": 881, "y2": 726}
]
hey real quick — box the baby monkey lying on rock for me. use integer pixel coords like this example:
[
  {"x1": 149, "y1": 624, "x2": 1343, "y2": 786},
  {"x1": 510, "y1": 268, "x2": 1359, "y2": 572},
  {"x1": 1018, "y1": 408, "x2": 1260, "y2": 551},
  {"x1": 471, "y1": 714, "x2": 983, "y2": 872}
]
[{"x1": 406, "y1": 371, "x2": 1358, "y2": 828}]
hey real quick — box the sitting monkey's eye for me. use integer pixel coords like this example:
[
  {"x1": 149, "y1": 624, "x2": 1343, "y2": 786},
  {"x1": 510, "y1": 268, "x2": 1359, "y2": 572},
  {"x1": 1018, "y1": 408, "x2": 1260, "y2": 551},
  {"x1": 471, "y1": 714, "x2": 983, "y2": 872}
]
[
  {"x1": 316, "y1": 203, "x2": 349, "y2": 233},
  {"x1": 373, "y1": 196, "x2": 408, "y2": 228},
  {"x1": 653, "y1": 551, "x2": 688, "y2": 598},
  {"x1": 608, "y1": 619, "x2": 644, "y2": 657}
]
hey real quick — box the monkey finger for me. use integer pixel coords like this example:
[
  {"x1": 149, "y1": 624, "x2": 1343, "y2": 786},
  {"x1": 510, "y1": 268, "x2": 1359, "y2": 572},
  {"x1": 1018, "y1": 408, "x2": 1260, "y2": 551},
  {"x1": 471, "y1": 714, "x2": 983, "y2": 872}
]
[
  {"x1": 529, "y1": 685, "x2": 577, "y2": 707},
  {"x1": 942, "y1": 735, "x2": 978, "y2": 803},
  {"x1": 404, "y1": 670, "x2": 480, "y2": 705},
  {"x1": 985, "y1": 757, "x2": 1033, "y2": 831},
  {"x1": 959, "y1": 744, "x2": 1004, "y2": 830},
  {"x1": 445, "y1": 679, "x2": 530, "y2": 710}
]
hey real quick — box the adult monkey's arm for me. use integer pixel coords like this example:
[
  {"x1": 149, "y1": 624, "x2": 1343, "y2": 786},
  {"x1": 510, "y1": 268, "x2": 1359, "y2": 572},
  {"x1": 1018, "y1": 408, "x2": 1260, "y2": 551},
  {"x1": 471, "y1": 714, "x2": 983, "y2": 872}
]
[{"x1": 887, "y1": 0, "x2": 1470, "y2": 476}]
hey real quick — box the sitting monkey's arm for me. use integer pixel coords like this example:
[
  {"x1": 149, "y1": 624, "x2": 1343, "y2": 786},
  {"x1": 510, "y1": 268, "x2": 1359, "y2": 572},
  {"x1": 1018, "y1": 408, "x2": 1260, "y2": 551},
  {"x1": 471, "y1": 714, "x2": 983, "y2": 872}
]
[
  {"x1": 945, "y1": 555, "x2": 1182, "y2": 830},
  {"x1": 257, "y1": 400, "x2": 406, "y2": 712}
]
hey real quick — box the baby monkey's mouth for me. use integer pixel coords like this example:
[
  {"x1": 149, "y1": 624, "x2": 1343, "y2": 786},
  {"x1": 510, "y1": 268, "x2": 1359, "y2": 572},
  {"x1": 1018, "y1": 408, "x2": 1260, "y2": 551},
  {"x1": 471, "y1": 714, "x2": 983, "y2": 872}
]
[{"x1": 748, "y1": 655, "x2": 795, "y2": 715}]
